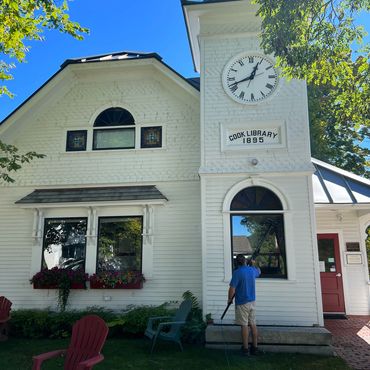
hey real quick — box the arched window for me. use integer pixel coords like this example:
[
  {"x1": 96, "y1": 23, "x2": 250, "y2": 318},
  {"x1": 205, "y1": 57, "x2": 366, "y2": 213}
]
[
  {"x1": 93, "y1": 107, "x2": 135, "y2": 150},
  {"x1": 230, "y1": 186, "x2": 287, "y2": 278}
]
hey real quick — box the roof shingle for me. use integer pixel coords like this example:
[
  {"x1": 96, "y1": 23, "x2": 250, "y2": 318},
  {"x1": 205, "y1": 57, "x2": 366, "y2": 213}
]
[{"x1": 15, "y1": 185, "x2": 167, "y2": 204}]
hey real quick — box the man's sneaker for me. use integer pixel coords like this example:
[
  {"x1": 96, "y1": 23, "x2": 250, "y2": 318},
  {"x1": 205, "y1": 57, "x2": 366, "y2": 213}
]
[
  {"x1": 250, "y1": 346, "x2": 262, "y2": 356},
  {"x1": 240, "y1": 346, "x2": 250, "y2": 357}
]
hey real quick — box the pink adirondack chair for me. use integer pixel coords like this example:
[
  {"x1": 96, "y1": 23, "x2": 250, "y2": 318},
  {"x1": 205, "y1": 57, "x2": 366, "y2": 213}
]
[
  {"x1": 0, "y1": 296, "x2": 12, "y2": 341},
  {"x1": 32, "y1": 315, "x2": 109, "y2": 370}
]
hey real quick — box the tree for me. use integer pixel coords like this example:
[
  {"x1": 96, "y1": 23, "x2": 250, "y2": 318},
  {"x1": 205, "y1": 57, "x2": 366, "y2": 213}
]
[
  {"x1": 0, "y1": 141, "x2": 45, "y2": 183},
  {"x1": 0, "y1": 0, "x2": 87, "y2": 183},
  {"x1": 255, "y1": 0, "x2": 370, "y2": 177},
  {"x1": 308, "y1": 83, "x2": 370, "y2": 177}
]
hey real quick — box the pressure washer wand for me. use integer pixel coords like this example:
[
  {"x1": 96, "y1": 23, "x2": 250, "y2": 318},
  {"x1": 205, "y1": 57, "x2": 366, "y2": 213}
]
[{"x1": 221, "y1": 294, "x2": 235, "y2": 320}]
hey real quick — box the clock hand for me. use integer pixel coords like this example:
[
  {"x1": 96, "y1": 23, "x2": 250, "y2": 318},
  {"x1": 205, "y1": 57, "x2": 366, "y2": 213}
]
[
  {"x1": 228, "y1": 72, "x2": 264, "y2": 88},
  {"x1": 246, "y1": 60, "x2": 264, "y2": 87},
  {"x1": 228, "y1": 75, "x2": 252, "y2": 87},
  {"x1": 249, "y1": 60, "x2": 263, "y2": 80}
]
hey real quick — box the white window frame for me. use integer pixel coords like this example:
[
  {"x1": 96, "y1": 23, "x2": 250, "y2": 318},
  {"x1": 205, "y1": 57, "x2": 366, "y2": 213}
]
[
  {"x1": 63, "y1": 104, "x2": 165, "y2": 153},
  {"x1": 222, "y1": 178, "x2": 296, "y2": 283},
  {"x1": 25, "y1": 201, "x2": 164, "y2": 280}
]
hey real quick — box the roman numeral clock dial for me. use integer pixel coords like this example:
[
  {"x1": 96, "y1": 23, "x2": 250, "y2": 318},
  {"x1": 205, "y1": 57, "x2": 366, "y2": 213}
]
[{"x1": 222, "y1": 53, "x2": 279, "y2": 105}]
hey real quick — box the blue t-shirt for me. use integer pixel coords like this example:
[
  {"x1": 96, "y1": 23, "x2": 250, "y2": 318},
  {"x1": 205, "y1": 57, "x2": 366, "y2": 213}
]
[{"x1": 230, "y1": 266, "x2": 260, "y2": 305}]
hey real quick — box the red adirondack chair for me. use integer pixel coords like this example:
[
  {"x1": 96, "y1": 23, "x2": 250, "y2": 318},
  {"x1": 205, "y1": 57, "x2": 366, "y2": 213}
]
[
  {"x1": 32, "y1": 315, "x2": 109, "y2": 370},
  {"x1": 0, "y1": 296, "x2": 12, "y2": 341}
]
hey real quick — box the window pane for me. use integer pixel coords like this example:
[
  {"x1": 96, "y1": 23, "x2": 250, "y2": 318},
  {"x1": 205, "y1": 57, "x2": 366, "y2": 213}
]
[
  {"x1": 97, "y1": 217, "x2": 143, "y2": 272},
  {"x1": 318, "y1": 238, "x2": 336, "y2": 272},
  {"x1": 231, "y1": 214, "x2": 287, "y2": 278},
  {"x1": 93, "y1": 128, "x2": 135, "y2": 150},
  {"x1": 94, "y1": 107, "x2": 135, "y2": 127},
  {"x1": 42, "y1": 218, "x2": 87, "y2": 270},
  {"x1": 231, "y1": 186, "x2": 283, "y2": 211}
]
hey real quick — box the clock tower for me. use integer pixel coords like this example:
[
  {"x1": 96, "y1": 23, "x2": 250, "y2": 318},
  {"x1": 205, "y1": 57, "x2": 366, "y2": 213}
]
[{"x1": 182, "y1": 0, "x2": 323, "y2": 327}]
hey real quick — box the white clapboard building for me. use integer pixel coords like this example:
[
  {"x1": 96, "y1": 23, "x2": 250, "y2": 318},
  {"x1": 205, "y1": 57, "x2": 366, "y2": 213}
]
[{"x1": 0, "y1": 0, "x2": 369, "y2": 332}]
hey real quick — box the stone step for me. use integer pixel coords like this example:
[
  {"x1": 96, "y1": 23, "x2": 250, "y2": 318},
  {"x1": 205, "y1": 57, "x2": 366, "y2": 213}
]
[{"x1": 206, "y1": 324, "x2": 333, "y2": 355}]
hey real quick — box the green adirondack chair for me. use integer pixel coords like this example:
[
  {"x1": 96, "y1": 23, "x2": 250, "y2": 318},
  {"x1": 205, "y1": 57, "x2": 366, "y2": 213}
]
[{"x1": 144, "y1": 299, "x2": 192, "y2": 353}]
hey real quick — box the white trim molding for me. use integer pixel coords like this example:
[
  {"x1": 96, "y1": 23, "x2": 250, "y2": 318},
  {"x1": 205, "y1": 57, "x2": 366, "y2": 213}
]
[{"x1": 221, "y1": 177, "x2": 295, "y2": 282}]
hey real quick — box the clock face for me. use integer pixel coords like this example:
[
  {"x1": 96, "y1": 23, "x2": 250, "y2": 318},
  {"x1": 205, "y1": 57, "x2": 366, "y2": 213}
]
[{"x1": 222, "y1": 53, "x2": 279, "y2": 104}]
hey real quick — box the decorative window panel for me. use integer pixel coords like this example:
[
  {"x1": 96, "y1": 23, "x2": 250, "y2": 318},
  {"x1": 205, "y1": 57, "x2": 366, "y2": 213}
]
[
  {"x1": 66, "y1": 130, "x2": 87, "y2": 152},
  {"x1": 141, "y1": 126, "x2": 162, "y2": 148}
]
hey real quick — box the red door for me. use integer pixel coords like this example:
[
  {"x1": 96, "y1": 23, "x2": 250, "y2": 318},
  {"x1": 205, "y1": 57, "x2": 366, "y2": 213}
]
[{"x1": 317, "y1": 234, "x2": 345, "y2": 313}]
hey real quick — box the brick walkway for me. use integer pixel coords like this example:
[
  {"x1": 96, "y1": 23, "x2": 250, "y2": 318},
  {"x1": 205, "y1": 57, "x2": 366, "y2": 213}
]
[{"x1": 324, "y1": 315, "x2": 370, "y2": 370}]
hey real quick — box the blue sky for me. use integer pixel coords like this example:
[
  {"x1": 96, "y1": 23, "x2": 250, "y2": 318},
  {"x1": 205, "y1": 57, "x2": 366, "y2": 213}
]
[
  {"x1": 0, "y1": 1, "x2": 369, "y2": 123},
  {"x1": 0, "y1": 0, "x2": 196, "y2": 122}
]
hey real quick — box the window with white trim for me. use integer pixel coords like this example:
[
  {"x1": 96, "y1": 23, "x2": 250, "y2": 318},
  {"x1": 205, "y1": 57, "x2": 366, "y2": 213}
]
[
  {"x1": 230, "y1": 186, "x2": 287, "y2": 278},
  {"x1": 93, "y1": 107, "x2": 136, "y2": 150},
  {"x1": 65, "y1": 107, "x2": 163, "y2": 152}
]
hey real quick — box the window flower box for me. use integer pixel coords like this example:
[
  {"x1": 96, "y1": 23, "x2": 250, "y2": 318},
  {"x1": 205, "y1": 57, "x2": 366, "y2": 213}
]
[
  {"x1": 89, "y1": 271, "x2": 145, "y2": 289},
  {"x1": 30, "y1": 267, "x2": 89, "y2": 311},
  {"x1": 89, "y1": 280, "x2": 143, "y2": 289},
  {"x1": 33, "y1": 282, "x2": 86, "y2": 289},
  {"x1": 32, "y1": 283, "x2": 59, "y2": 289},
  {"x1": 70, "y1": 282, "x2": 86, "y2": 289},
  {"x1": 31, "y1": 267, "x2": 88, "y2": 289}
]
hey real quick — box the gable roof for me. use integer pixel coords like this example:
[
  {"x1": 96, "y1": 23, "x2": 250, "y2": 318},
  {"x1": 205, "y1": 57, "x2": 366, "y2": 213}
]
[
  {"x1": 312, "y1": 158, "x2": 370, "y2": 205},
  {"x1": 0, "y1": 51, "x2": 199, "y2": 127},
  {"x1": 187, "y1": 77, "x2": 200, "y2": 90},
  {"x1": 60, "y1": 51, "x2": 162, "y2": 68}
]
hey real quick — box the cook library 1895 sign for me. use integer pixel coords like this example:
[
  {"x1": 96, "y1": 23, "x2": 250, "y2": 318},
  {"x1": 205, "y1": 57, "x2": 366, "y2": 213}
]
[{"x1": 221, "y1": 121, "x2": 286, "y2": 151}]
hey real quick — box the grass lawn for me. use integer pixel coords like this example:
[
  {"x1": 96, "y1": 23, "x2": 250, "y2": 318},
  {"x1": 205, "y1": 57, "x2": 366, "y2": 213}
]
[{"x1": 0, "y1": 337, "x2": 350, "y2": 370}]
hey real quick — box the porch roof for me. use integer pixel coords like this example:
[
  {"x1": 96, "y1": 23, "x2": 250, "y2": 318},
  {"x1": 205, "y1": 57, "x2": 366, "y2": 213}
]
[
  {"x1": 15, "y1": 185, "x2": 167, "y2": 205},
  {"x1": 312, "y1": 158, "x2": 370, "y2": 205}
]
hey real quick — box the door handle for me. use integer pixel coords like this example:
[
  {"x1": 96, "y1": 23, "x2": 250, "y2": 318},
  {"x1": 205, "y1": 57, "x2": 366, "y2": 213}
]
[{"x1": 336, "y1": 273, "x2": 342, "y2": 277}]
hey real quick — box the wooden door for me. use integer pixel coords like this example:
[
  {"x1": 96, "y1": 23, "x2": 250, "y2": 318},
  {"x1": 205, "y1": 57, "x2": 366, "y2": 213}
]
[{"x1": 317, "y1": 234, "x2": 345, "y2": 313}]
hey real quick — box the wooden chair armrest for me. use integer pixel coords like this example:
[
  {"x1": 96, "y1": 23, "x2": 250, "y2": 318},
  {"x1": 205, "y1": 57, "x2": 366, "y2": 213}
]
[
  {"x1": 32, "y1": 349, "x2": 67, "y2": 370},
  {"x1": 148, "y1": 316, "x2": 172, "y2": 321},
  {"x1": 77, "y1": 354, "x2": 104, "y2": 370},
  {"x1": 147, "y1": 316, "x2": 173, "y2": 330},
  {"x1": 157, "y1": 321, "x2": 186, "y2": 331},
  {"x1": 0, "y1": 316, "x2": 10, "y2": 324}
]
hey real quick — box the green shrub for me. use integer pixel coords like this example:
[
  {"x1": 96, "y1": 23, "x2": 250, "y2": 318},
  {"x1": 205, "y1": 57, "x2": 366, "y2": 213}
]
[
  {"x1": 10, "y1": 309, "x2": 51, "y2": 338},
  {"x1": 9, "y1": 297, "x2": 205, "y2": 341},
  {"x1": 9, "y1": 305, "x2": 174, "y2": 339},
  {"x1": 181, "y1": 290, "x2": 206, "y2": 344},
  {"x1": 10, "y1": 307, "x2": 120, "y2": 339}
]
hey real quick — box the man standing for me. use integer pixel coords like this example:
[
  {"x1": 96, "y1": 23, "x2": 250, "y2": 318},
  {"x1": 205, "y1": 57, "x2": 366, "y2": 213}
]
[{"x1": 228, "y1": 254, "x2": 261, "y2": 356}]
